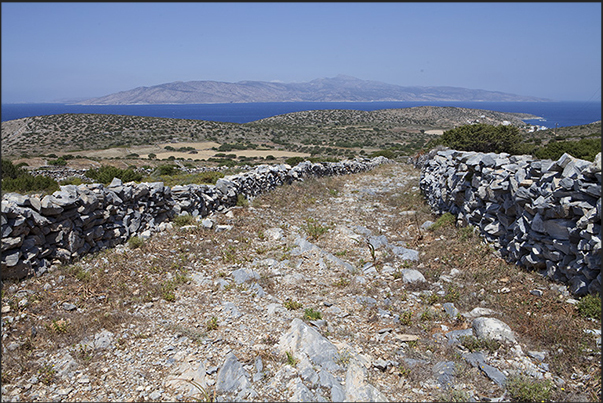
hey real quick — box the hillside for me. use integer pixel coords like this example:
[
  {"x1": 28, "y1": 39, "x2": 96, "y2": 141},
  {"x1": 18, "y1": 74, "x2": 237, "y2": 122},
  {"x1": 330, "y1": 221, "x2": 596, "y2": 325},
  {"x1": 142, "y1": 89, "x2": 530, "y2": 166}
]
[
  {"x1": 0, "y1": 106, "x2": 538, "y2": 160},
  {"x1": 75, "y1": 75, "x2": 552, "y2": 105}
]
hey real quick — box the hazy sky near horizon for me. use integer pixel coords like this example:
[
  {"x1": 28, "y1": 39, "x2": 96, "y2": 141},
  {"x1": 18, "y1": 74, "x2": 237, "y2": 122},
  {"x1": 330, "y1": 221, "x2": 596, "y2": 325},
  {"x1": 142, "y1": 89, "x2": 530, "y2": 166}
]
[{"x1": 2, "y1": 2, "x2": 601, "y2": 103}]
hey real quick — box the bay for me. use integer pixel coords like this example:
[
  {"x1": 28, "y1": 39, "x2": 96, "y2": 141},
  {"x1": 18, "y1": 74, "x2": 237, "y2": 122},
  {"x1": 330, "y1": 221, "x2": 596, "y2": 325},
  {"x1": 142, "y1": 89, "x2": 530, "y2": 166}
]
[{"x1": 1, "y1": 101, "x2": 600, "y2": 128}]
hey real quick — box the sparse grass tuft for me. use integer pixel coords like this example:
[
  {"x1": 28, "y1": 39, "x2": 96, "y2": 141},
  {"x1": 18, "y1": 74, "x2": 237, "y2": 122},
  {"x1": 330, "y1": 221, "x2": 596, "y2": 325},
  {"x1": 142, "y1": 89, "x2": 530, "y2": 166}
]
[
  {"x1": 459, "y1": 335, "x2": 501, "y2": 353},
  {"x1": 577, "y1": 293, "x2": 601, "y2": 320},
  {"x1": 302, "y1": 218, "x2": 329, "y2": 241},
  {"x1": 48, "y1": 318, "x2": 70, "y2": 334},
  {"x1": 286, "y1": 351, "x2": 298, "y2": 366},
  {"x1": 303, "y1": 308, "x2": 322, "y2": 321},
  {"x1": 236, "y1": 193, "x2": 249, "y2": 207},
  {"x1": 127, "y1": 236, "x2": 144, "y2": 249},
  {"x1": 506, "y1": 374, "x2": 553, "y2": 402},
  {"x1": 283, "y1": 299, "x2": 303, "y2": 310},
  {"x1": 173, "y1": 214, "x2": 196, "y2": 227},
  {"x1": 428, "y1": 212, "x2": 456, "y2": 231},
  {"x1": 399, "y1": 311, "x2": 412, "y2": 325},
  {"x1": 206, "y1": 316, "x2": 219, "y2": 331}
]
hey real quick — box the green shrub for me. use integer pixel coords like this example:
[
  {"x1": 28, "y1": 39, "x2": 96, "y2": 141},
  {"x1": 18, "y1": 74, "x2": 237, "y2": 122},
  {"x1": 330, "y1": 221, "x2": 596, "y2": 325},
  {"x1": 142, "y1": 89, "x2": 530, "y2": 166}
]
[
  {"x1": 236, "y1": 194, "x2": 248, "y2": 207},
  {"x1": 433, "y1": 123, "x2": 528, "y2": 154},
  {"x1": 303, "y1": 308, "x2": 322, "y2": 321},
  {"x1": 173, "y1": 214, "x2": 196, "y2": 227},
  {"x1": 2, "y1": 174, "x2": 60, "y2": 194},
  {"x1": 506, "y1": 374, "x2": 553, "y2": 402},
  {"x1": 48, "y1": 157, "x2": 67, "y2": 166},
  {"x1": 2, "y1": 159, "x2": 26, "y2": 179},
  {"x1": 85, "y1": 165, "x2": 142, "y2": 184},
  {"x1": 429, "y1": 212, "x2": 456, "y2": 231},
  {"x1": 1, "y1": 160, "x2": 60, "y2": 194},
  {"x1": 127, "y1": 236, "x2": 144, "y2": 249},
  {"x1": 155, "y1": 164, "x2": 179, "y2": 176},
  {"x1": 577, "y1": 293, "x2": 601, "y2": 320},
  {"x1": 285, "y1": 156, "x2": 306, "y2": 166},
  {"x1": 370, "y1": 149, "x2": 395, "y2": 159},
  {"x1": 286, "y1": 351, "x2": 298, "y2": 366},
  {"x1": 533, "y1": 137, "x2": 601, "y2": 162}
]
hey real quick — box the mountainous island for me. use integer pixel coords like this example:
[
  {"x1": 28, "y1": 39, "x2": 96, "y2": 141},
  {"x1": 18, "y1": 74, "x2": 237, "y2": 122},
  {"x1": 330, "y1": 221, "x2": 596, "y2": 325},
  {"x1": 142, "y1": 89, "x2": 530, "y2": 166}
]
[{"x1": 75, "y1": 75, "x2": 552, "y2": 105}]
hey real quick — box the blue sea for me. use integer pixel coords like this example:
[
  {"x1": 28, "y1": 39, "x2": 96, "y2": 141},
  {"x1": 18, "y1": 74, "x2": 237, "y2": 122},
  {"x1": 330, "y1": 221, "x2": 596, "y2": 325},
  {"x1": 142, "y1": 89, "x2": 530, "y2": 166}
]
[{"x1": 1, "y1": 101, "x2": 601, "y2": 128}]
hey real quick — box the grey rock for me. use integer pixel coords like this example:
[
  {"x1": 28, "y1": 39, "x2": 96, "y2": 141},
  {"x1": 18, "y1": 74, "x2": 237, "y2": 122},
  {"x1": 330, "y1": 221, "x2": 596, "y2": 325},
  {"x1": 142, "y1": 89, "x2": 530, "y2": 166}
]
[
  {"x1": 264, "y1": 227, "x2": 284, "y2": 240},
  {"x1": 215, "y1": 352, "x2": 250, "y2": 393},
  {"x1": 401, "y1": 269, "x2": 426, "y2": 283},
  {"x1": 93, "y1": 329, "x2": 114, "y2": 349},
  {"x1": 433, "y1": 361, "x2": 456, "y2": 390},
  {"x1": 368, "y1": 235, "x2": 388, "y2": 249},
  {"x1": 62, "y1": 302, "x2": 77, "y2": 311},
  {"x1": 462, "y1": 307, "x2": 498, "y2": 320},
  {"x1": 463, "y1": 352, "x2": 506, "y2": 386},
  {"x1": 527, "y1": 351, "x2": 547, "y2": 362},
  {"x1": 297, "y1": 356, "x2": 319, "y2": 385},
  {"x1": 231, "y1": 268, "x2": 260, "y2": 284},
  {"x1": 472, "y1": 317, "x2": 516, "y2": 343},
  {"x1": 345, "y1": 359, "x2": 389, "y2": 402},
  {"x1": 287, "y1": 377, "x2": 316, "y2": 402},
  {"x1": 389, "y1": 245, "x2": 420, "y2": 261},
  {"x1": 318, "y1": 370, "x2": 345, "y2": 402},
  {"x1": 421, "y1": 220, "x2": 435, "y2": 230},
  {"x1": 291, "y1": 236, "x2": 317, "y2": 255},
  {"x1": 442, "y1": 302, "x2": 459, "y2": 318},
  {"x1": 223, "y1": 302, "x2": 243, "y2": 319},
  {"x1": 278, "y1": 318, "x2": 341, "y2": 372}
]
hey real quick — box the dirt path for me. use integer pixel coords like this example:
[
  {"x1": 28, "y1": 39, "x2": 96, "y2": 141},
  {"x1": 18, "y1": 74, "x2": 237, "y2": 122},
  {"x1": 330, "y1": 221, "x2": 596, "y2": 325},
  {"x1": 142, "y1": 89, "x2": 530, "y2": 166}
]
[{"x1": 1, "y1": 162, "x2": 599, "y2": 402}]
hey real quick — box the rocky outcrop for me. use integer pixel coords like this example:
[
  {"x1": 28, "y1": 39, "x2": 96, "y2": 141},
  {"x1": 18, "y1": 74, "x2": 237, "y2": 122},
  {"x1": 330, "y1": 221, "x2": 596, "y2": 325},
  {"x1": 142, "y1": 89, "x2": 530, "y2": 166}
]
[
  {"x1": 417, "y1": 149, "x2": 601, "y2": 296},
  {"x1": 1, "y1": 157, "x2": 389, "y2": 280}
]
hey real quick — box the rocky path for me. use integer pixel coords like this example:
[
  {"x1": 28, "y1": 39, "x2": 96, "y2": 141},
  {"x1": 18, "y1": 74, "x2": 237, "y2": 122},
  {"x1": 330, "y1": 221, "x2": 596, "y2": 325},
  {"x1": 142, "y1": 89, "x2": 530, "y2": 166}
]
[{"x1": 2, "y1": 162, "x2": 600, "y2": 402}]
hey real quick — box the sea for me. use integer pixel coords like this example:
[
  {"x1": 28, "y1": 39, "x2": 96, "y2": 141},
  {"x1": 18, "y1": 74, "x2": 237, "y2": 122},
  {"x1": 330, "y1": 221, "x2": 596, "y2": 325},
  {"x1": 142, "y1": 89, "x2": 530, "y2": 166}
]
[{"x1": 1, "y1": 101, "x2": 601, "y2": 129}]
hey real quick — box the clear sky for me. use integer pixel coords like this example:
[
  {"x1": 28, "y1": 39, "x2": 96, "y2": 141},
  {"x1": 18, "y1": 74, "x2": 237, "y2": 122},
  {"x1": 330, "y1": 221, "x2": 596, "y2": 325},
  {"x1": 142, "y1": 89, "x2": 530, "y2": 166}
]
[{"x1": 1, "y1": 2, "x2": 601, "y2": 103}]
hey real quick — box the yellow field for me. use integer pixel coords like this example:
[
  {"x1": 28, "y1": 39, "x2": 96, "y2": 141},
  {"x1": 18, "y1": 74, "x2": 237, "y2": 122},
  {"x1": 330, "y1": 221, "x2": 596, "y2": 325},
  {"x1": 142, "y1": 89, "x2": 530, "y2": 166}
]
[{"x1": 43, "y1": 141, "x2": 310, "y2": 165}]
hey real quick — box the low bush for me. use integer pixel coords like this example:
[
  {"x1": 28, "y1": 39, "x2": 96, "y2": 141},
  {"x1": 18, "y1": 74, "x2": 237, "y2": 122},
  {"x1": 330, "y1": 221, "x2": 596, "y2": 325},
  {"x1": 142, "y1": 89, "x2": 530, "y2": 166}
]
[
  {"x1": 533, "y1": 137, "x2": 600, "y2": 162},
  {"x1": 1, "y1": 159, "x2": 59, "y2": 194},
  {"x1": 172, "y1": 214, "x2": 196, "y2": 227},
  {"x1": 506, "y1": 374, "x2": 553, "y2": 402},
  {"x1": 285, "y1": 156, "x2": 306, "y2": 166},
  {"x1": 48, "y1": 157, "x2": 67, "y2": 166},
  {"x1": 428, "y1": 212, "x2": 456, "y2": 231},
  {"x1": 577, "y1": 293, "x2": 601, "y2": 320},
  {"x1": 155, "y1": 164, "x2": 179, "y2": 176},
  {"x1": 85, "y1": 165, "x2": 142, "y2": 184},
  {"x1": 370, "y1": 149, "x2": 396, "y2": 159},
  {"x1": 431, "y1": 123, "x2": 529, "y2": 155}
]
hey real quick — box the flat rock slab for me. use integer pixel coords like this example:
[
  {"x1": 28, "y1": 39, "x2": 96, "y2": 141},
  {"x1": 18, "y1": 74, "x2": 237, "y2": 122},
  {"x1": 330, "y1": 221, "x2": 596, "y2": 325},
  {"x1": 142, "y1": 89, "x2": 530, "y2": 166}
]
[{"x1": 277, "y1": 318, "x2": 341, "y2": 372}]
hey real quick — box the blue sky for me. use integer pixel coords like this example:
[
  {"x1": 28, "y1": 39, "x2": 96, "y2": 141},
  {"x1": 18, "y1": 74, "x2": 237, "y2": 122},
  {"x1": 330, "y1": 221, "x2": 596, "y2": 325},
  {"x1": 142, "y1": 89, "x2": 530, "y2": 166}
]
[{"x1": 1, "y1": 2, "x2": 601, "y2": 103}]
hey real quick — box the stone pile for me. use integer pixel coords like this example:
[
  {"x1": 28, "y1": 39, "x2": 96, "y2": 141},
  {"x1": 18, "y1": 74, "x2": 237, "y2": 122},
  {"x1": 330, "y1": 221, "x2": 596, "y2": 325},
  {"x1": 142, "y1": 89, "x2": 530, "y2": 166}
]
[
  {"x1": 417, "y1": 149, "x2": 601, "y2": 296},
  {"x1": 1, "y1": 157, "x2": 389, "y2": 280}
]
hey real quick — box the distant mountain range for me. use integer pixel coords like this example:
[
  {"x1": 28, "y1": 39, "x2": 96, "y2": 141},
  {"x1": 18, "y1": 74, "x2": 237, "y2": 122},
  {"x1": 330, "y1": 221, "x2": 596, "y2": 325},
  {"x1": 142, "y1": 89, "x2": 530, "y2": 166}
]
[{"x1": 75, "y1": 75, "x2": 552, "y2": 105}]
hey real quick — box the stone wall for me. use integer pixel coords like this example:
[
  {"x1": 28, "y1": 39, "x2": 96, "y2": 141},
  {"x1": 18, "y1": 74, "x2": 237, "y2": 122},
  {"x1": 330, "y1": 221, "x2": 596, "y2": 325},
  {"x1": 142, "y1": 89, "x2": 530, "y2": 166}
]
[
  {"x1": 1, "y1": 157, "x2": 389, "y2": 280},
  {"x1": 416, "y1": 149, "x2": 601, "y2": 296}
]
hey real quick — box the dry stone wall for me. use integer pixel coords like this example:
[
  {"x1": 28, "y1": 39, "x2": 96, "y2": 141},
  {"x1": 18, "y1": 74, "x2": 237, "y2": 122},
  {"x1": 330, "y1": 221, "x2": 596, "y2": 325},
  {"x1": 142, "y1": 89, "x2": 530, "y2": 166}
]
[
  {"x1": 416, "y1": 148, "x2": 601, "y2": 296},
  {"x1": 1, "y1": 157, "x2": 389, "y2": 280}
]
